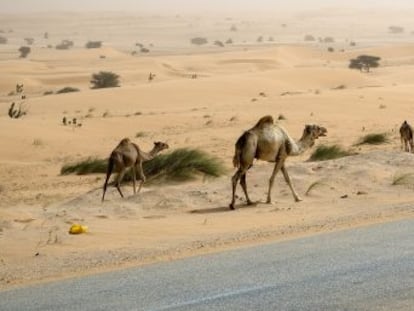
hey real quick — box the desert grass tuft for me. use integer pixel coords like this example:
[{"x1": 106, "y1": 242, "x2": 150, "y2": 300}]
[
  {"x1": 355, "y1": 133, "x2": 389, "y2": 146},
  {"x1": 60, "y1": 148, "x2": 226, "y2": 184},
  {"x1": 305, "y1": 180, "x2": 329, "y2": 196},
  {"x1": 56, "y1": 87, "x2": 80, "y2": 94},
  {"x1": 391, "y1": 172, "x2": 414, "y2": 186},
  {"x1": 61, "y1": 157, "x2": 106, "y2": 175},
  {"x1": 308, "y1": 144, "x2": 353, "y2": 161}
]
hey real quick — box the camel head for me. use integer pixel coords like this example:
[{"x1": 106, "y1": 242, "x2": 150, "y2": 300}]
[
  {"x1": 153, "y1": 141, "x2": 169, "y2": 153},
  {"x1": 303, "y1": 124, "x2": 327, "y2": 145}
]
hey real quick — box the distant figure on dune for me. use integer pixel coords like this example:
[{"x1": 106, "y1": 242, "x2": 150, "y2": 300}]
[
  {"x1": 102, "y1": 138, "x2": 169, "y2": 201},
  {"x1": 399, "y1": 120, "x2": 414, "y2": 153},
  {"x1": 230, "y1": 115, "x2": 327, "y2": 210}
]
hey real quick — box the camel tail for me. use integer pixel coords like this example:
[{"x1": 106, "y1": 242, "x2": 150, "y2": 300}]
[{"x1": 102, "y1": 156, "x2": 115, "y2": 202}]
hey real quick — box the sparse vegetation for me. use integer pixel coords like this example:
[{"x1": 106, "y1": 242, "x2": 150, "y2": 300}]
[
  {"x1": 327, "y1": 47, "x2": 334, "y2": 52},
  {"x1": 191, "y1": 37, "x2": 208, "y2": 45},
  {"x1": 135, "y1": 131, "x2": 147, "y2": 138},
  {"x1": 389, "y1": 25, "x2": 404, "y2": 34},
  {"x1": 392, "y1": 172, "x2": 414, "y2": 186},
  {"x1": 349, "y1": 55, "x2": 381, "y2": 72},
  {"x1": 141, "y1": 47, "x2": 150, "y2": 53},
  {"x1": 56, "y1": 40, "x2": 74, "y2": 50},
  {"x1": 355, "y1": 133, "x2": 389, "y2": 146},
  {"x1": 214, "y1": 40, "x2": 224, "y2": 47},
  {"x1": 225, "y1": 38, "x2": 233, "y2": 44},
  {"x1": 308, "y1": 144, "x2": 353, "y2": 161},
  {"x1": 24, "y1": 38, "x2": 34, "y2": 45},
  {"x1": 90, "y1": 71, "x2": 120, "y2": 89},
  {"x1": 324, "y1": 37, "x2": 335, "y2": 43},
  {"x1": 257, "y1": 36, "x2": 263, "y2": 43},
  {"x1": 18, "y1": 46, "x2": 31, "y2": 58},
  {"x1": 56, "y1": 87, "x2": 80, "y2": 94},
  {"x1": 61, "y1": 148, "x2": 226, "y2": 184},
  {"x1": 43, "y1": 90, "x2": 53, "y2": 96},
  {"x1": 230, "y1": 25, "x2": 238, "y2": 32},
  {"x1": 305, "y1": 180, "x2": 329, "y2": 196},
  {"x1": 0, "y1": 36, "x2": 7, "y2": 44},
  {"x1": 85, "y1": 41, "x2": 102, "y2": 49}
]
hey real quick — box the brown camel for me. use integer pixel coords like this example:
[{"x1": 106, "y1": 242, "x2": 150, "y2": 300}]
[
  {"x1": 102, "y1": 138, "x2": 169, "y2": 201},
  {"x1": 399, "y1": 120, "x2": 413, "y2": 152},
  {"x1": 230, "y1": 115, "x2": 327, "y2": 210}
]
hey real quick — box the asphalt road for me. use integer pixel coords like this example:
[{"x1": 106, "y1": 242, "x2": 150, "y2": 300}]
[{"x1": 1, "y1": 218, "x2": 413, "y2": 311}]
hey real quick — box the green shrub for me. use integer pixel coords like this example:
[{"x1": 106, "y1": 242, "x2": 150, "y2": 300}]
[
  {"x1": 61, "y1": 148, "x2": 226, "y2": 184},
  {"x1": 85, "y1": 41, "x2": 102, "y2": 49},
  {"x1": 90, "y1": 71, "x2": 120, "y2": 89},
  {"x1": 56, "y1": 87, "x2": 80, "y2": 94},
  {"x1": 392, "y1": 172, "x2": 414, "y2": 186},
  {"x1": 309, "y1": 144, "x2": 353, "y2": 161},
  {"x1": 355, "y1": 133, "x2": 389, "y2": 146}
]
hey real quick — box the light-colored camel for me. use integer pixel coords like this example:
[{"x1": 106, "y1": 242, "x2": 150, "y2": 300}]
[
  {"x1": 102, "y1": 138, "x2": 169, "y2": 201},
  {"x1": 399, "y1": 120, "x2": 413, "y2": 152},
  {"x1": 230, "y1": 115, "x2": 327, "y2": 210}
]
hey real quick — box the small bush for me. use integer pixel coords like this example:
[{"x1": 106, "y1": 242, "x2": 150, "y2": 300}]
[
  {"x1": 230, "y1": 25, "x2": 238, "y2": 32},
  {"x1": 225, "y1": 38, "x2": 233, "y2": 44},
  {"x1": 24, "y1": 38, "x2": 34, "y2": 45},
  {"x1": 327, "y1": 47, "x2": 334, "y2": 52},
  {"x1": 214, "y1": 40, "x2": 224, "y2": 47},
  {"x1": 56, "y1": 40, "x2": 74, "y2": 50},
  {"x1": 191, "y1": 37, "x2": 208, "y2": 45},
  {"x1": 304, "y1": 35, "x2": 315, "y2": 41},
  {"x1": 60, "y1": 148, "x2": 226, "y2": 184},
  {"x1": 140, "y1": 47, "x2": 150, "y2": 53},
  {"x1": 308, "y1": 144, "x2": 352, "y2": 161},
  {"x1": 90, "y1": 71, "x2": 120, "y2": 89},
  {"x1": 0, "y1": 36, "x2": 7, "y2": 44},
  {"x1": 355, "y1": 133, "x2": 389, "y2": 146},
  {"x1": 56, "y1": 87, "x2": 80, "y2": 94},
  {"x1": 43, "y1": 90, "x2": 54, "y2": 96},
  {"x1": 85, "y1": 41, "x2": 102, "y2": 49},
  {"x1": 18, "y1": 46, "x2": 31, "y2": 58},
  {"x1": 324, "y1": 37, "x2": 335, "y2": 43},
  {"x1": 257, "y1": 36, "x2": 263, "y2": 43}
]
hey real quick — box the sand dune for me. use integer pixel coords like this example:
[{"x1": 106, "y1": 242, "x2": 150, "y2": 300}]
[{"x1": 1, "y1": 10, "x2": 414, "y2": 288}]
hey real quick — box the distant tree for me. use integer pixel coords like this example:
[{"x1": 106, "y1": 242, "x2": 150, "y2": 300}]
[
  {"x1": 349, "y1": 55, "x2": 381, "y2": 72},
  {"x1": 44, "y1": 32, "x2": 49, "y2": 39},
  {"x1": 225, "y1": 38, "x2": 233, "y2": 44},
  {"x1": 90, "y1": 71, "x2": 120, "y2": 89},
  {"x1": 140, "y1": 47, "x2": 150, "y2": 53},
  {"x1": 85, "y1": 41, "x2": 102, "y2": 49},
  {"x1": 18, "y1": 46, "x2": 31, "y2": 58},
  {"x1": 257, "y1": 36, "x2": 263, "y2": 43},
  {"x1": 0, "y1": 36, "x2": 7, "y2": 44},
  {"x1": 190, "y1": 37, "x2": 208, "y2": 45},
  {"x1": 268, "y1": 36, "x2": 274, "y2": 42},
  {"x1": 350, "y1": 41, "x2": 356, "y2": 46},
  {"x1": 327, "y1": 47, "x2": 334, "y2": 52},
  {"x1": 324, "y1": 36, "x2": 335, "y2": 43}
]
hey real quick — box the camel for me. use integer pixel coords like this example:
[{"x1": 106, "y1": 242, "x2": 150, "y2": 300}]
[
  {"x1": 399, "y1": 120, "x2": 414, "y2": 152},
  {"x1": 230, "y1": 115, "x2": 327, "y2": 210},
  {"x1": 102, "y1": 138, "x2": 169, "y2": 201}
]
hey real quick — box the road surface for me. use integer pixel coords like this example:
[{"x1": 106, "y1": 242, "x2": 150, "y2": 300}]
[{"x1": 1, "y1": 218, "x2": 413, "y2": 310}]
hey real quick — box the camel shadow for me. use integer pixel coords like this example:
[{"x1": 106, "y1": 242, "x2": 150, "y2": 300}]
[{"x1": 189, "y1": 202, "x2": 260, "y2": 214}]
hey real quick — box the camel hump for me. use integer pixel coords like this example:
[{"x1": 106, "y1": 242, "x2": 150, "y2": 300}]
[{"x1": 254, "y1": 115, "x2": 274, "y2": 129}]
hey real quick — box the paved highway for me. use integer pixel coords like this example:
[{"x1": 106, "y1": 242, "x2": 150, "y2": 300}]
[{"x1": 1, "y1": 219, "x2": 413, "y2": 310}]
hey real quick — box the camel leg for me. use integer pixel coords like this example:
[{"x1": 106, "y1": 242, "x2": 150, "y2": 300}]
[
  {"x1": 230, "y1": 169, "x2": 242, "y2": 210},
  {"x1": 136, "y1": 161, "x2": 146, "y2": 193},
  {"x1": 281, "y1": 165, "x2": 302, "y2": 202},
  {"x1": 115, "y1": 169, "x2": 126, "y2": 198},
  {"x1": 266, "y1": 160, "x2": 284, "y2": 204},
  {"x1": 410, "y1": 139, "x2": 414, "y2": 153},
  {"x1": 132, "y1": 166, "x2": 137, "y2": 194},
  {"x1": 240, "y1": 173, "x2": 253, "y2": 206}
]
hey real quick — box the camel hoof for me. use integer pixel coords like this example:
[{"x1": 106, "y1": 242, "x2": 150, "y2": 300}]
[
  {"x1": 295, "y1": 198, "x2": 303, "y2": 202},
  {"x1": 229, "y1": 203, "x2": 235, "y2": 210}
]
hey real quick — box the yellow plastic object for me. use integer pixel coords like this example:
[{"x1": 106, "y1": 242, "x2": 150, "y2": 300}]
[{"x1": 69, "y1": 224, "x2": 88, "y2": 234}]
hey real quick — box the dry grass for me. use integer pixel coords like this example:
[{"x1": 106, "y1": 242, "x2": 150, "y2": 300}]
[
  {"x1": 355, "y1": 133, "x2": 389, "y2": 146},
  {"x1": 308, "y1": 144, "x2": 353, "y2": 161},
  {"x1": 305, "y1": 179, "x2": 329, "y2": 196},
  {"x1": 392, "y1": 172, "x2": 414, "y2": 186}
]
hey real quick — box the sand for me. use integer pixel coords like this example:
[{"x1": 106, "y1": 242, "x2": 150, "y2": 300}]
[{"x1": 1, "y1": 9, "x2": 414, "y2": 289}]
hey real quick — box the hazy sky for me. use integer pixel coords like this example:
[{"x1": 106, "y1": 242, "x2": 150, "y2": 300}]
[{"x1": 1, "y1": 0, "x2": 413, "y2": 13}]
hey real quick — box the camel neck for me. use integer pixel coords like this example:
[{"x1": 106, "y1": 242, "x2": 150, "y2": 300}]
[{"x1": 291, "y1": 135, "x2": 315, "y2": 156}]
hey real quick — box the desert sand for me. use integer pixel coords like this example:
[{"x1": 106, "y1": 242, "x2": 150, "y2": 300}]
[{"x1": 1, "y1": 9, "x2": 414, "y2": 289}]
